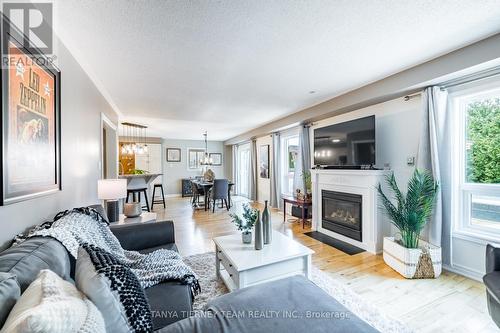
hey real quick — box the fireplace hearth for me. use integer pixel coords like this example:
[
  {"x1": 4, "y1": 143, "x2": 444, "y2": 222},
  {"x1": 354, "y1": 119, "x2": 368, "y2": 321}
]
[{"x1": 322, "y1": 190, "x2": 362, "y2": 241}]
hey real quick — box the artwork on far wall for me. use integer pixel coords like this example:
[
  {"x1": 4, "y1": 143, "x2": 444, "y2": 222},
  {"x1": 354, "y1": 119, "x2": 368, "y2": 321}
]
[
  {"x1": 166, "y1": 148, "x2": 181, "y2": 162},
  {"x1": 188, "y1": 148, "x2": 205, "y2": 169},
  {"x1": 259, "y1": 145, "x2": 269, "y2": 178},
  {"x1": 0, "y1": 26, "x2": 61, "y2": 205},
  {"x1": 209, "y1": 153, "x2": 222, "y2": 166}
]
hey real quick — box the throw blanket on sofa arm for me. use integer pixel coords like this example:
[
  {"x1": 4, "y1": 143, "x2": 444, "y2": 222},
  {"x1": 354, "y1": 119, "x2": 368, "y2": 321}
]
[{"x1": 13, "y1": 207, "x2": 201, "y2": 297}]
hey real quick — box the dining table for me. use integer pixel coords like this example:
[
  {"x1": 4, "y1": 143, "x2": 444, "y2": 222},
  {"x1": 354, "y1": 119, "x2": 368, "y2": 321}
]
[{"x1": 190, "y1": 180, "x2": 235, "y2": 211}]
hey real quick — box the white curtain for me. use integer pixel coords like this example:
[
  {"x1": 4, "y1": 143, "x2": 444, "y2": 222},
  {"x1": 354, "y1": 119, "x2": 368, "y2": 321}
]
[
  {"x1": 416, "y1": 86, "x2": 451, "y2": 263},
  {"x1": 231, "y1": 144, "x2": 238, "y2": 195},
  {"x1": 293, "y1": 125, "x2": 311, "y2": 194},
  {"x1": 270, "y1": 133, "x2": 281, "y2": 209},
  {"x1": 249, "y1": 139, "x2": 258, "y2": 201}
]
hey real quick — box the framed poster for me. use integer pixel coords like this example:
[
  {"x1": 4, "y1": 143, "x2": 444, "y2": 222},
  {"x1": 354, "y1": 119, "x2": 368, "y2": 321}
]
[
  {"x1": 209, "y1": 153, "x2": 222, "y2": 166},
  {"x1": 166, "y1": 148, "x2": 181, "y2": 162},
  {"x1": 259, "y1": 145, "x2": 269, "y2": 178},
  {"x1": 1, "y1": 26, "x2": 61, "y2": 205}
]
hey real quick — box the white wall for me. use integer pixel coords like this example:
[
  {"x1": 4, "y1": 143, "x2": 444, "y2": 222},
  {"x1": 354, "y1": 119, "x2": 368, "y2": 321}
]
[
  {"x1": 256, "y1": 135, "x2": 272, "y2": 204},
  {"x1": 162, "y1": 139, "x2": 226, "y2": 195},
  {"x1": 0, "y1": 39, "x2": 118, "y2": 250},
  {"x1": 450, "y1": 236, "x2": 486, "y2": 281}
]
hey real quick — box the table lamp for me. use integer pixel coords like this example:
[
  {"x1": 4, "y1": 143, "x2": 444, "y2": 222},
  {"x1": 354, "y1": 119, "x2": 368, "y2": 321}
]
[{"x1": 98, "y1": 179, "x2": 127, "y2": 222}]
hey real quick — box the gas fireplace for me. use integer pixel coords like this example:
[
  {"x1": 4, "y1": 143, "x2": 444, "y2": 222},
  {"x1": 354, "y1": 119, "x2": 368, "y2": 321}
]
[{"x1": 322, "y1": 190, "x2": 362, "y2": 241}]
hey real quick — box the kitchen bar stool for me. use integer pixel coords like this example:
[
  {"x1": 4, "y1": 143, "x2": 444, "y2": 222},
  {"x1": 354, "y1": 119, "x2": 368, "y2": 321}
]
[
  {"x1": 126, "y1": 188, "x2": 150, "y2": 212},
  {"x1": 151, "y1": 184, "x2": 166, "y2": 210}
]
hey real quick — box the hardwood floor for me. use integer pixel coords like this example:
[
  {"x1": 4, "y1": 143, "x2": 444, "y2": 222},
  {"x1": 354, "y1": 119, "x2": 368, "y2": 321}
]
[{"x1": 155, "y1": 196, "x2": 498, "y2": 333}]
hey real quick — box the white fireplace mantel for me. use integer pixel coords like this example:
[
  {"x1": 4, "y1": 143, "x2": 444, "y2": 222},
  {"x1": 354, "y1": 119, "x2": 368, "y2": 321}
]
[{"x1": 310, "y1": 169, "x2": 390, "y2": 254}]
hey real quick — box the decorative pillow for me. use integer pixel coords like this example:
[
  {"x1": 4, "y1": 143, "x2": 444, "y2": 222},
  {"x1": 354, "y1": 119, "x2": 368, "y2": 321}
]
[
  {"x1": 1, "y1": 269, "x2": 105, "y2": 333},
  {"x1": 75, "y1": 243, "x2": 153, "y2": 333}
]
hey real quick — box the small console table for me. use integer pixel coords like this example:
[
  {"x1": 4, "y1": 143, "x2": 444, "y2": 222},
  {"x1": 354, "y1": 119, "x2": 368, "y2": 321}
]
[{"x1": 282, "y1": 195, "x2": 312, "y2": 229}]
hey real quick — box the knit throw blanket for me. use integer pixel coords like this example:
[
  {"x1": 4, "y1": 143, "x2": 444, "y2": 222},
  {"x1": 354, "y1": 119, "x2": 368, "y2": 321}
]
[{"x1": 14, "y1": 207, "x2": 201, "y2": 297}]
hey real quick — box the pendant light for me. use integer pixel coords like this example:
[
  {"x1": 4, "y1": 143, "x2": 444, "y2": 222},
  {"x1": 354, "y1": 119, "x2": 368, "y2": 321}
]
[
  {"x1": 121, "y1": 122, "x2": 148, "y2": 155},
  {"x1": 200, "y1": 131, "x2": 213, "y2": 166}
]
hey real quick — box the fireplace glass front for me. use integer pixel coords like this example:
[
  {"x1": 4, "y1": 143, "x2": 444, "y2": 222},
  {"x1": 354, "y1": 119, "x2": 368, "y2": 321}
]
[{"x1": 322, "y1": 190, "x2": 362, "y2": 241}]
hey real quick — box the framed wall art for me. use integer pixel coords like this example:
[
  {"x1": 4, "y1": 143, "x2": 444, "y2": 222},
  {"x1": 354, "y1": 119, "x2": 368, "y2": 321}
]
[
  {"x1": 1, "y1": 21, "x2": 61, "y2": 205},
  {"x1": 188, "y1": 148, "x2": 205, "y2": 169},
  {"x1": 166, "y1": 148, "x2": 181, "y2": 162},
  {"x1": 209, "y1": 153, "x2": 222, "y2": 166}
]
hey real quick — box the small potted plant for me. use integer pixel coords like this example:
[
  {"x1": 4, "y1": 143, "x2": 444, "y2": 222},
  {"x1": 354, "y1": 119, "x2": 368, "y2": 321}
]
[
  {"x1": 378, "y1": 169, "x2": 441, "y2": 279},
  {"x1": 230, "y1": 204, "x2": 258, "y2": 244}
]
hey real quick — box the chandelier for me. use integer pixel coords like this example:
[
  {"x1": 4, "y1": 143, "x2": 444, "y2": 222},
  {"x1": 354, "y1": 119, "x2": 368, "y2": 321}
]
[
  {"x1": 121, "y1": 122, "x2": 148, "y2": 155},
  {"x1": 200, "y1": 131, "x2": 213, "y2": 166}
]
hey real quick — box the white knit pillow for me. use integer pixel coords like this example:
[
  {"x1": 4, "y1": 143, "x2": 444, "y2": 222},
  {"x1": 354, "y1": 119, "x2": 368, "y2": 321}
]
[{"x1": 1, "y1": 269, "x2": 105, "y2": 333}]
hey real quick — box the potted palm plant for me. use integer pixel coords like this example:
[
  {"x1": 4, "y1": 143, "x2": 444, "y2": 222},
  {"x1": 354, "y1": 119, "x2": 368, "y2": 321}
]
[
  {"x1": 377, "y1": 169, "x2": 441, "y2": 279},
  {"x1": 230, "y1": 204, "x2": 257, "y2": 244}
]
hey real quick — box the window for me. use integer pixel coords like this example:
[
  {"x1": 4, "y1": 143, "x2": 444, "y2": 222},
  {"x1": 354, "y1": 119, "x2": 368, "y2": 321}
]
[
  {"x1": 281, "y1": 134, "x2": 299, "y2": 196},
  {"x1": 187, "y1": 148, "x2": 205, "y2": 170},
  {"x1": 452, "y1": 84, "x2": 500, "y2": 238}
]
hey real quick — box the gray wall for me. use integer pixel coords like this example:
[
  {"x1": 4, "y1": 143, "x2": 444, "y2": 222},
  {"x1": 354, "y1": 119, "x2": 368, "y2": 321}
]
[
  {"x1": 162, "y1": 139, "x2": 227, "y2": 195},
  {"x1": 0, "y1": 38, "x2": 118, "y2": 250},
  {"x1": 312, "y1": 96, "x2": 422, "y2": 189},
  {"x1": 225, "y1": 33, "x2": 500, "y2": 145}
]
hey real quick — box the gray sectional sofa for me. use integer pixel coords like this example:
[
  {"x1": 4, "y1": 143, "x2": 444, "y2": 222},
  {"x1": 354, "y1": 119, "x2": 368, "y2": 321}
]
[
  {"x1": 484, "y1": 244, "x2": 500, "y2": 328},
  {"x1": 0, "y1": 205, "x2": 379, "y2": 332},
  {"x1": 0, "y1": 205, "x2": 192, "y2": 331}
]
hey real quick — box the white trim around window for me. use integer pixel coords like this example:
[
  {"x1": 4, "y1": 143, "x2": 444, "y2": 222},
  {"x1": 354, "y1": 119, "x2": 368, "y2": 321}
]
[{"x1": 450, "y1": 82, "x2": 500, "y2": 242}]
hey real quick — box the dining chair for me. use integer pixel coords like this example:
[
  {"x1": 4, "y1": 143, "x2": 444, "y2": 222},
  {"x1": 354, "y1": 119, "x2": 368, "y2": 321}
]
[
  {"x1": 210, "y1": 179, "x2": 229, "y2": 213},
  {"x1": 190, "y1": 181, "x2": 205, "y2": 208}
]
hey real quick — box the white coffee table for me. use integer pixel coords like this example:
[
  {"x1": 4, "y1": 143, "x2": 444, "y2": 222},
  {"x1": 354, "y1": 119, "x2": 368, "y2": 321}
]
[
  {"x1": 213, "y1": 231, "x2": 314, "y2": 291},
  {"x1": 112, "y1": 212, "x2": 157, "y2": 225}
]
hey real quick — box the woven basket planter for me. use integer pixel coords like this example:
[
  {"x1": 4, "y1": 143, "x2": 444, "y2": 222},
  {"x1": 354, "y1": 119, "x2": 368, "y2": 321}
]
[{"x1": 383, "y1": 237, "x2": 442, "y2": 279}]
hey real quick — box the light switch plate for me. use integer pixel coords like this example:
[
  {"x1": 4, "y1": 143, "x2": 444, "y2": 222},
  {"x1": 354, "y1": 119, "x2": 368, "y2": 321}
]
[{"x1": 407, "y1": 156, "x2": 415, "y2": 166}]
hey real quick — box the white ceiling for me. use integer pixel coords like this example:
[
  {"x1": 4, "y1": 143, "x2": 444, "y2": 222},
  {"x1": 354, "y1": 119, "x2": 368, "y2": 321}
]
[{"x1": 54, "y1": 0, "x2": 500, "y2": 141}]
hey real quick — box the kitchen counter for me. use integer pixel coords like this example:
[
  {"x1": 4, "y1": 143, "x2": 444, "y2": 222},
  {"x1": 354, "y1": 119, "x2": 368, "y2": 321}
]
[{"x1": 119, "y1": 173, "x2": 162, "y2": 189}]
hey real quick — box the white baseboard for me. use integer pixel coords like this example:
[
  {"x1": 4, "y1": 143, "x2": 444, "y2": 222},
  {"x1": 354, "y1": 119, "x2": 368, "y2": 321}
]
[
  {"x1": 443, "y1": 263, "x2": 483, "y2": 282},
  {"x1": 165, "y1": 194, "x2": 182, "y2": 198}
]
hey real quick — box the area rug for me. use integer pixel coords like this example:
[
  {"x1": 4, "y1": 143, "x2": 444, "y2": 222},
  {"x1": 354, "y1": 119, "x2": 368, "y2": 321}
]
[{"x1": 183, "y1": 252, "x2": 413, "y2": 333}]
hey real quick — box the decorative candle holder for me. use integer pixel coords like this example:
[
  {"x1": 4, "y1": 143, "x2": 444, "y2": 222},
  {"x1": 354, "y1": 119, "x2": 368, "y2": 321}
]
[{"x1": 124, "y1": 202, "x2": 142, "y2": 218}]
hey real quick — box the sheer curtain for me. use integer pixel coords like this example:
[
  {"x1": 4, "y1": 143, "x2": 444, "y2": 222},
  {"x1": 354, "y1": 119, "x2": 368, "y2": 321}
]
[
  {"x1": 249, "y1": 139, "x2": 258, "y2": 201},
  {"x1": 416, "y1": 86, "x2": 450, "y2": 263},
  {"x1": 270, "y1": 133, "x2": 281, "y2": 208},
  {"x1": 231, "y1": 144, "x2": 238, "y2": 195},
  {"x1": 293, "y1": 125, "x2": 311, "y2": 194}
]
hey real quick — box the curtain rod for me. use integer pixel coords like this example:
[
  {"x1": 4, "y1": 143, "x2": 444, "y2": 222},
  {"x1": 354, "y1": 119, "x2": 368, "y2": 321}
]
[
  {"x1": 440, "y1": 65, "x2": 500, "y2": 90},
  {"x1": 403, "y1": 92, "x2": 422, "y2": 101}
]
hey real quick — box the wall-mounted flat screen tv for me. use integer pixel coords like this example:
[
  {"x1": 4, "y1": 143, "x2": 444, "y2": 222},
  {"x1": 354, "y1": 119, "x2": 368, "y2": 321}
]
[{"x1": 313, "y1": 115, "x2": 375, "y2": 167}]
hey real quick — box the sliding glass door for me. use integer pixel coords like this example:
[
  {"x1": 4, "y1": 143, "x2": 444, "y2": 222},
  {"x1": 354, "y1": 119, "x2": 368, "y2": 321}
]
[{"x1": 236, "y1": 143, "x2": 251, "y2": 198}]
